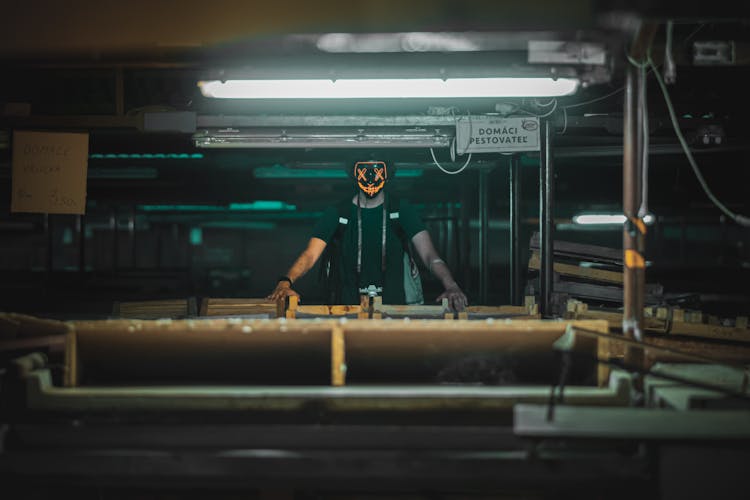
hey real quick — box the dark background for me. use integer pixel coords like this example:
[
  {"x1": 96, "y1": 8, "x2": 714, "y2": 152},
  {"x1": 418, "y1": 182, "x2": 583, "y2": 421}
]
[{"x1": 0, "y1": 2, "x2": 749, "y2": 318}]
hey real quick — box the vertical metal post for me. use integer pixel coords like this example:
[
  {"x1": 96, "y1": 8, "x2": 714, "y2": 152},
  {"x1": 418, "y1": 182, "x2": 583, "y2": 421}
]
[
  {"x1": 478, "y1": 168, "x2": 489, "y2": 305},
  {"x1": 76, "y1": 214, "x2": 85, "y2": 273},
  {"x1": 447, "y1": 202, "x2": 456, "y2": 272},
  {"x1": 45, "y1": 214, "x2": 53, "y2": 272},
  {"x1": 129, "y1": 206, "x2": 137, "y2": 268},
  {"x1": 110, "y1": 208, "x2": 119, "y2": 272},
  {"x1": 539, "y1": 120, "x2": 554, "y2": 318},
  {"x1": 623, "y1": 64, "x2": 646, "y2": 370},
  {"x1": 509, "y1": 154, "x2": 522, "y2": 306},
  {"x1": 460, "y1": 182, "x2": 471, "y2": 293}
]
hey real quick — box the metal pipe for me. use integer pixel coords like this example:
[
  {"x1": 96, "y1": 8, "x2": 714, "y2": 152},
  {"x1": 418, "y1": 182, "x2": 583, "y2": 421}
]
[
  {"x1": 478, "y1": 168, "x2": 489, "y2": 304},
  {"x1": 110, "y1": 208, "x2": 119, "y2": 272},
  {"x1": 509, "y1": 154, "x2": 522, "y2": 306},
  {"x1": 623, "y1": 64, "x2": 646, "y2": 370},
  {"x1": 44, "y1": 214, "x2": 53, "y2": 272},
  {"x1": 460, "y1": 182, "x2": 471, "y2": 293},
  {"x1": 129, "y1": 206, "x2": 136, "y2": 268},
  {"x1": 76, "y1": 214, "x2": 85, "y2": 273},
  {"x1": 539, "y1": 120, "x2": 554, "y2": 317}
]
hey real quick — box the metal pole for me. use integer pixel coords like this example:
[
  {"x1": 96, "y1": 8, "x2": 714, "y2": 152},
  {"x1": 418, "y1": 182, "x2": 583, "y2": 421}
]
[
  {"x1": 539, "y1": 120, "x2": 554, "y2": 317},
  {"x1": 509, "y1": 154, "x2": 522, "y2": 306},
  {"x1": 76, "y1": 214, "x2": 85, "y2": 273},
  {"x1": 110, "y1": 208, "x2": 119, "y2": 272},
  {"x1": 623, "y1": 64, "x2": 646, "y2": 370},
  {"x1": 45, "y1": 214, "x2": 53, "y2": 272},
  {"x1": 460, "y1": 182, "x2": 471, "y2": 293},
  {"x1": 478, "y1": 168, "x2": 489, "y2": 304},
  {"x1": 129, "y1": 206, "x2": 136, "y2": 268}
]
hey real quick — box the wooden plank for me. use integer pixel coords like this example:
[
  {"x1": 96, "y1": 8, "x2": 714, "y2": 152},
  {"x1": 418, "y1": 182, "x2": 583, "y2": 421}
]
[
  {"x1": 64, "y1": 330, "x2": 78, "y2": 387},
  {"x1": 201, "y1": 298, "x2": 279, "y2": 318},
  {"x1": 529, "y1": 251, "x2": 623, "y2": 284},
  {"x1": 555, "y1": 280, "x2": 663, "y2": 304},
  {"x1": 571, "y1": 308, "x2": 669, "y2": 333},
  {"x1": 64, "y1": 318, "x2": 605, "y2": 386},
  {"x1": 331, "y1": 324, "x2": 346, "y2": 386},
  {"x1": 0, "y1": 335, "x2": 66, "y2": 353},
  {"x1": 667, "y1": 322, "x2": 750, "y2": 343},
  {"x1": 593, "y1": 322, "x2": 616, "y2": 388},
  {"x1": 465, "y1": 305, "x2": 528, "y2": 315},
  {"x1": 295, "y1": 305, "x2": 363, "y2": 317},
  {"x1": 69, "y1": 319, "x2": 335, "y2": 385},
  {"x1": 358, "y1": 295, "x2": 370, "y2": 319},
  {"x1": 373, "y1": 298, "x2": 449, "y2": 317},
  {"x1": 644, "y1": 335, "x2": 750, "y2": 365},
  {"x1": 286, "y1": 296, "x2": 299, "y2": 318},
  {"x1": 530, "y1": 231, "x2": 623, "y2": 265},
  {"x1": 0, "y1": 313, "x2": 70, "y2": 338},
  {"x1": 115, "y1": 299, "x2": 191, "y2": 319},
  {"x1": 568, "y1": 302, "x2": 750, "y2": 343}
]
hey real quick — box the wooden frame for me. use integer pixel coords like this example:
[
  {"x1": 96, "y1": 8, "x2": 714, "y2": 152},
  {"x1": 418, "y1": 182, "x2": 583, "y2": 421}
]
[{"x1": 63, "y1": 317, "x2": 608, "y2": 387}]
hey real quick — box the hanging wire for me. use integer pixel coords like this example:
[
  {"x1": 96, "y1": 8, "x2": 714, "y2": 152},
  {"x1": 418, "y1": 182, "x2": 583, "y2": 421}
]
[{"x1": 648, "y1": 54, "x2": 750, "y2": 227}]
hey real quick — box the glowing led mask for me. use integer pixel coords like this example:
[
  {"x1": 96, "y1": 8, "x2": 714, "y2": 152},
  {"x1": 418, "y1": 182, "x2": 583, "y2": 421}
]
[{"x1": 354, "y1": 161, "x2": 388, "y2": 198}]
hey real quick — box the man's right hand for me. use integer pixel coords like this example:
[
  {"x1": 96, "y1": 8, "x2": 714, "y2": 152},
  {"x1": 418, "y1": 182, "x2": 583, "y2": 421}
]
[{"x1": 266, "y1": 281, "x2": 301, "y2": 302}]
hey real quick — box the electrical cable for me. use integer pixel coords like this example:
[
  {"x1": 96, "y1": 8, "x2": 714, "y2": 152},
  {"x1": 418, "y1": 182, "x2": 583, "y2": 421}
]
[
  {"x1": 429, "y1": 109, "x2": 474, "y2": 174},
  {"x1": 562, "y1": 86, "x2": 624, "y2": 110},
  {"x1": 558, "y1": 106, "x2": 568, "y2": 135},
  {"x1": 649, "y1": 56, "x2": 750, "y2": 227},
  {"x1": 429, "y1": 146, "x2": 473, "y2": 175},
  {"x1": 534, "y1": 98, "x2": 558, "y2": 118}
]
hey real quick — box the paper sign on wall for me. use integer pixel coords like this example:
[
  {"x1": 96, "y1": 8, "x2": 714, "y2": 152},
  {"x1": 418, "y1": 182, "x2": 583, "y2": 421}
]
[
  {"x1": 455, "y1": 116, "x2": 540, "y2": 154},
  {"x1": 11, "y1": 131, "x2": 89, "y2": 215}
]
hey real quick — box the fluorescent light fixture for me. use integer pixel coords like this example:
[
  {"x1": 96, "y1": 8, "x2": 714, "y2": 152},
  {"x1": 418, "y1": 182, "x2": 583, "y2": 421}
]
[
  {"x1": 90, "y1": 153, "x2": 204, "y2": 160},
  {"x1": 138, "y1": 201, "x2": 296, "y2": 212},
  {"x1": 254, "y1": 165, "x2": 423, "y2": 179},
  {"x1": 193, "y1": 130, "x2": 451, "y2": 149},
  {"x1": 573, "y1": 214, "x2": 655, "y2": 225},
  {"x1": 316, "y1": 32, "x2": 481, "y2": 53},
  {"x1": 198, "y1": 77, "x2": 579, "y2": 99}
]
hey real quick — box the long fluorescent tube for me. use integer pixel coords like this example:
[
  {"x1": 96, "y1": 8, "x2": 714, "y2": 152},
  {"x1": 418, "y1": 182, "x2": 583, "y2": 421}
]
[
  {"x1": 198, "y1": 77, "x2": 579, "y2": 99},
  {"x1": 573, "y1": 214, "x2": 655, "y2": 225}
]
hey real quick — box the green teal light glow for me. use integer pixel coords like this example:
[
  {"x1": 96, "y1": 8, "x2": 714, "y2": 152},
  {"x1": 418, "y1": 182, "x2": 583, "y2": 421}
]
[
  {"x1": 90, "y1": 153, "x2": 204, "y2": 160},
  {"x1": 201, "y1": 221, "x2": 277, "y2": 230},
  {"x1": 88, "y1": 168, "x2": 158, "y2": 179},
  {"x1": 190, "y1": 227, "x2": 203, "y2": 245},
  {"x1": 254, "y1": 165, "x2": 423, "y2": 179},
  {"x1": 139, "y1": 205, "x2": 225, "y2": 212},
  {"x1": 229, "y1": 201, "x2": 296, "y2": 211},
  {"x1": 138, "y1": 201, "x2": 296, "y2": 212}
]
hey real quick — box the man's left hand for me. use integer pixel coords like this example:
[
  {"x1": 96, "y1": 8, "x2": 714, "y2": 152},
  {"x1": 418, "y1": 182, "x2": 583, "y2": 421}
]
[{"x1": 437, "y1": 284, "x2": 468, "y2": 312}]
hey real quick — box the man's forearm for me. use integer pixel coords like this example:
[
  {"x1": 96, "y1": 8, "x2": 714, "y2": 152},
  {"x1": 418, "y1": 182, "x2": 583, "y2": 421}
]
[
  {"x1": 430, "y1": 259, "x2": 458, "y2": 289},
  {"x1": 285, "y1": 253, "x2": 315, "y2": 283}
]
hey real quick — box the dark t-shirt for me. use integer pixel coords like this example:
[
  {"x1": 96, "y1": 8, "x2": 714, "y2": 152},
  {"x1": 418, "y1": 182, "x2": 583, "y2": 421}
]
[{"x1": 311, "y1": 198, "x2": 426, "y2": 304}]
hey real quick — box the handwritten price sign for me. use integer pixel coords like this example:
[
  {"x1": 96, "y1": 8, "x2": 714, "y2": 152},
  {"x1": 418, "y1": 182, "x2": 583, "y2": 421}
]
[{"x1": 11, "y1": 131, "x2": 89, "y2": 214}]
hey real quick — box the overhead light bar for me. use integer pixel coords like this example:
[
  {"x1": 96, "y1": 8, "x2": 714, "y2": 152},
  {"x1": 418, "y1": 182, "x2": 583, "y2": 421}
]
[
  {"x1": 193, "y1": 128, "x2": 452, "y2": 149},
  {"x1": 198, "y1": 77, "x2": 579, "y2": 99},
  {"x1": 573, "y1": 214, "x2": 655, "y2": 225}
]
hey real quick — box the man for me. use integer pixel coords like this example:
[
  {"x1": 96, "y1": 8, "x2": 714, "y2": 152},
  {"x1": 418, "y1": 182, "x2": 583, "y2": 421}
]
[{"x1": 267, "y1": 160, "x2": 468, "y2": 311}]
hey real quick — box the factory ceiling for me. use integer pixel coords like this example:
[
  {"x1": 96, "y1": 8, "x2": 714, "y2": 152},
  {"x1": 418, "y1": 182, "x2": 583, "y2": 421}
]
[{"x1": 1, "y1": 1, "x2": 749, "y2": 180}]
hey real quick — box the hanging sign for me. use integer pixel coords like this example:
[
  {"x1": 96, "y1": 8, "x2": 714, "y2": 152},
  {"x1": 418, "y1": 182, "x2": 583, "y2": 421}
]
[
  {"x1": 11, "y1": 131, "x2": 89, "y2": 215},
  {"x1": 455, "y1": 116, "x2": 540, "y2": 154}
]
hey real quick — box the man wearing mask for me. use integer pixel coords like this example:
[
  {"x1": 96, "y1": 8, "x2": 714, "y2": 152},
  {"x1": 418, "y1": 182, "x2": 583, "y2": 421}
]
[{"x1": 267, "y1": 160, "x2": 468, "y2": 312}]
